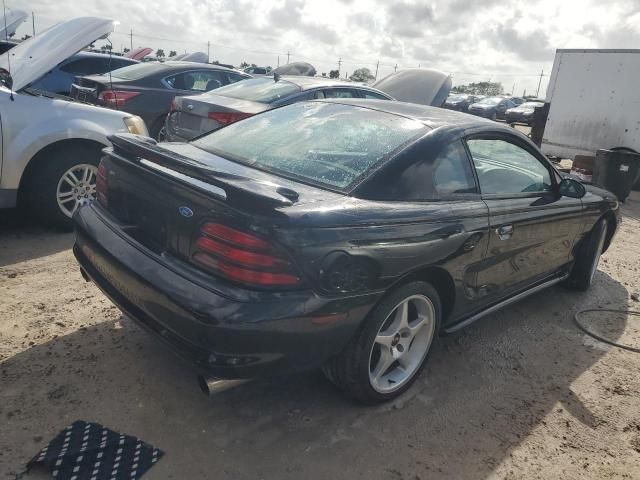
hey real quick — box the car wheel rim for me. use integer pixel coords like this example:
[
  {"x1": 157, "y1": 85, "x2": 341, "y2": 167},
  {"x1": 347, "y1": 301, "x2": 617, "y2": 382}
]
[
  {"x1": 368, "y1": 294, "x2": 436, "y2": 394},
  {"x1": 56, "y1": 164, "x2": 98, "y2": 218},
  {"x1": 589, "y1": 227, "x2": 607, "y2": 283}
]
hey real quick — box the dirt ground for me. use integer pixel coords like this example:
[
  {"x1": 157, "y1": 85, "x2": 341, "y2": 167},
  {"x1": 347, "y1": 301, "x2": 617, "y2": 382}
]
[{"x1": 1, "y1": 193, "x2": 640, "y2": 480}]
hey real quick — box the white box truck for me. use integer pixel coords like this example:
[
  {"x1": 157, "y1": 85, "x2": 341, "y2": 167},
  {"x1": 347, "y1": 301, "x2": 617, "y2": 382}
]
[{"x1": 542, "y1": 49, "x2": 640, "y2": 159}]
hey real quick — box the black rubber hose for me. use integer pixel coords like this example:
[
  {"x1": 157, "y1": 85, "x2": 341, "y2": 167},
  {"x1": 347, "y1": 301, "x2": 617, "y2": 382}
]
[{"x1": 574, "y1": 308, "x2": 640, "y2": 353}]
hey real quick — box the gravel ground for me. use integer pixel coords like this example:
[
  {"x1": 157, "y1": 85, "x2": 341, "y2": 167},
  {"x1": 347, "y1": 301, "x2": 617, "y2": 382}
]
[{"x1": 1, "y1": 192, "x2": 639, "y2": 480}]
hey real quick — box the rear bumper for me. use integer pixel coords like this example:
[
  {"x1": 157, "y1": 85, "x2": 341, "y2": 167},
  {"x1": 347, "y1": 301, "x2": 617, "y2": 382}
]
[{"x1": 73, "y1": 205, "x2": 378, "y2": 379}]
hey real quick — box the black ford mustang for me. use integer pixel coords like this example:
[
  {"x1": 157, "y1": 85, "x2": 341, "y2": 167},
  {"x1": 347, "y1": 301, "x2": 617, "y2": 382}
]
[{"x1": 73, "y1": 100, "x2": 620, "y2": 403}]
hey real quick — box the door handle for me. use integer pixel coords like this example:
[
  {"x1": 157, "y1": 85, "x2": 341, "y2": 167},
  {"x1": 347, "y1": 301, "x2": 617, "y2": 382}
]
[{"x1": 496, "y1": 224, "x2": 513, "y2": 240}]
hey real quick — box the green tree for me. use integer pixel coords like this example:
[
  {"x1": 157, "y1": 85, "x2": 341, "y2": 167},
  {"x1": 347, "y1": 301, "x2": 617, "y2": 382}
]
[
  {"x1": 329, "y1": 69, "x2": 339, "y2": 79},
  {"x1": 349, "y1": 67, "x2": 375, "y2": 83},
  {"x1": 123, "y1": 47, "x2": 130, "y2": 54},
  {"x1": 169, "y1": 50, "x2": 177, "y2": 57},
  {"x1": 20, "y1": 34, "x2": 31, "y2": 41},
  {"x1": 156, "y1": 49, "x2": 165, "y2": 58},
  {"x1": 452, "y1": 81, "x2": 503, "y2": 96},
  {"x1": 100, "y1": 43, "x2": 112, "y2": 52},
  {"x1": 240, "y1": 61, "x2": 249, "y2": 69}
]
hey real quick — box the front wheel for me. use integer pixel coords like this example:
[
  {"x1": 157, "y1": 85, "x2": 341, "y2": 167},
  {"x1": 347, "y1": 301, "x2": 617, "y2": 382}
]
[
  {"x1": 566, "y1": 219, "x2": 607, "y2": 291},
  {"x1": 323, "y1": 281, "x2": 441, "y2": 403},
  {"x1": 26, "y1": 145, "x2": 100, "y2": 230}
]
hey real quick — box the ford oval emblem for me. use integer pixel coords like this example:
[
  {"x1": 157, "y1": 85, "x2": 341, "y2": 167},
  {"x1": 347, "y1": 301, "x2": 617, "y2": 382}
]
[{"x1": 178, "y1": 206, "x2": 194, "y2": 218}]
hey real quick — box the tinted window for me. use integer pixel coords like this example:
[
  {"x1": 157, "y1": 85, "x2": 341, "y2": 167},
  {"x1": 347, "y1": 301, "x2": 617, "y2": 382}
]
[
  {"x1": 61, "y1": 58, "x2": 110, "y2": 75},
  {"x1": 361, "y1": 90, "x2": 390, "y2": 100},
  {"x1": 433, "y1": 142, "x2": 477, "y2": 196},
  {"x1": 467, "y1": 139, "x2": 552, "y2": 195},
  {"x1": 324, "y1": 88, "x2": 357, "y2": 98},
  {"x1": 226, "y1": 72, "x2": 248, "y2": 84},
  {"x1": 212, "y1": 78, "x2": 300, "y2": 103},
  {"x1": 166, "y1": 70, "x2": 227, "y2": 91},
  {"x1": 193, "y1": 102, "x2": 427, "y2": 190}
]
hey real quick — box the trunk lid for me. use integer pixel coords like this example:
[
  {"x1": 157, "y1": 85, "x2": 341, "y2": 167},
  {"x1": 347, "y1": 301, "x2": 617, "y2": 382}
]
[
  {"x1": 373, "y1": 68, "x2": 452, "y2": 107},
  {"x1": 100, "y1": 134, "x2": 339, "y2": 259},
  {"x1": 170, "y1": 93, "x2": 270, "y2": 140},
  {"x1": 0, "y1": 16, "x2": 115, "y2": 91}
]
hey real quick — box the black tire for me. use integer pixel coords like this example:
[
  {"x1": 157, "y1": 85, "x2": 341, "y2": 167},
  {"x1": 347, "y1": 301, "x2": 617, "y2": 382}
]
[
  {"x1": 26, "y1": 145, "x2": 101, "y2": 230},
  {"x1": 150, "y1": 116, "x2": 166, "y2": 141},
  {"x1": 566, "y1": 219, "x2": 607, "y2": 291},
  {"x1": 322, "y1": 281, "x2": 441, "y2": 404}
]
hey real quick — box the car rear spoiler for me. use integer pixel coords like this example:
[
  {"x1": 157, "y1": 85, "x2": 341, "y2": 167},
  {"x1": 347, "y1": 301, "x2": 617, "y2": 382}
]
[{"x1": 107, "y1": 134, "x2": 299, "y2": 208}]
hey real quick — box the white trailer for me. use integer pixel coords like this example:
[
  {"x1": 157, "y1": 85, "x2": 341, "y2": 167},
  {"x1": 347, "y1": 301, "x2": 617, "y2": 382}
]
[{"x1": 542, "y1": 49, "x2": 640, "y2": 159}]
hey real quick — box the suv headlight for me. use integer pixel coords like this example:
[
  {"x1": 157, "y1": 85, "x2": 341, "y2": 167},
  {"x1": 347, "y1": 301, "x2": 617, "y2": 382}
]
[{"x1": 123, "y1": 116, "x2": 149, "y2": 136}]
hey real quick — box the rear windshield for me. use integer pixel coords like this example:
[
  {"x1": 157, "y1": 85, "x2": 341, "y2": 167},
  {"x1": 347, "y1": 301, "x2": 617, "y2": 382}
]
[
  {"x1": 192, "y1": 102, "x2": 428, "y2": 190},
  {"x1": 107, "y1": 62, "x2": 168, "y2": 80},
  {"x1": 210, "y1": 77, "x2": 301, "y2": 104},
  {"x1": 478, "y1": 97, "x2": 502, "y2": 105}
]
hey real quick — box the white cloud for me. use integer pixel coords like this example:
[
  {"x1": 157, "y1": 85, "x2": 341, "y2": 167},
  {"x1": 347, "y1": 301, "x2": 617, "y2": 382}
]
[{"x1": 7, "y1": 0, "x2": 640, "y2": 95}]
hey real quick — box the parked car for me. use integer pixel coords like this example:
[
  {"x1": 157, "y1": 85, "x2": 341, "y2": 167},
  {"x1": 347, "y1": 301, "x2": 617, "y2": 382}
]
[
  {"x1": 505, "y1": 96, "x2": 525, "y2": 105},
  {"x1": 443, "y1": 93, "x2": 480, "y2": 112},
  {"x1": 243, "y1": 66, "x2": 271, "y2": 75},
  {"x1": 468, "y1": 96, "x2": 516, "y2": 120},
  {"x1": 505, "y1": 101, "x2": 544, "y2": 125},
  {"x1": 164, "y1": 76, "x2": 393, "y2": 141},
  {"x1": 70, "y1": 61, "x2": 251, "y2": 139},
  {"x1": 125, "y1": 47, "x2": 153, "y2": 60},
  {"x1": 0, "y1": 17, "x2": 148, "y2": 229},
  {"x1": 74, "y1": 99, "x2": 619, "y2": 403},
  {"x1": 30, "y1": 51, "x2": 138, "y2": 95}
]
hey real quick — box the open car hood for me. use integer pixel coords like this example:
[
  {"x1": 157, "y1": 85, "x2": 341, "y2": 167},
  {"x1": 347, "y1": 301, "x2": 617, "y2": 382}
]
[
  {"x1": 125, "y1": 47, "x2": 152, "y2": 60},
  {"x1": 373, "y1": 68, "x2": 452, "y2": 107},
  {"x1": 1, "y1": 9, "x2": 27, "y2": 39},
  {"x1": 0, "y1": 16, "x2": 116, "y2": 91},
  {"x1": 273, "y1": 62, "x2": 316, "y2": 76}
]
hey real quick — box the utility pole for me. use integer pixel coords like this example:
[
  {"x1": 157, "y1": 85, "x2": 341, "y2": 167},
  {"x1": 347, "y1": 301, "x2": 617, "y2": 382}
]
[
  {"x1": 31, "y1": 12, "x2": 35, "y2": 36},
  {"x1": 277, "y1": 55, "x2": 280, "y2": 67},
  {"x1": 394, "y1": 63, "x2": 398, "y2": 73},
  {"x1": 512, "y1": 83, "x2": 515, "y2": 94},
  {"x1": 286, "y1": 51, "x2": 290, "y2": 64},
  {"x1": 338, "y1": 57, "x2": 342, "y2": 77},
  {"x1": 374, "y1": 60, "x2": 379, "y2": 80},
  {"x1": 207, "y1": 41, "x2": 211, "y2": 62},
  {"x1": 536, "y1": 69, "x2": 544, "y2": 97},
  {"x1": 129, "y1": 29, "x2": 133, "y2": 51}
]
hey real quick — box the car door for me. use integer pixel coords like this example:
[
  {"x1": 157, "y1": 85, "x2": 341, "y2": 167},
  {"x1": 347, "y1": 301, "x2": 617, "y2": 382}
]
[{"x1": 465, "y1": 133, "x2": 583, "y2": 305}]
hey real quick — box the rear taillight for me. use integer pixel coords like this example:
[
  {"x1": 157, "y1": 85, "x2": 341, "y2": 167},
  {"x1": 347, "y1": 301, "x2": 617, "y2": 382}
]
[
  {"x1": 207, "y1": 111, "x2": 252, "y2": 125},
  {"x1": 96, "y1": 160, "x2": 108, "y2": 207},
  {"x1": 99, "y1": 90, "x2": 141, "y2": 108},
  {"x1": 193, "y1": 222, "x2": 301, "y2": 287}
]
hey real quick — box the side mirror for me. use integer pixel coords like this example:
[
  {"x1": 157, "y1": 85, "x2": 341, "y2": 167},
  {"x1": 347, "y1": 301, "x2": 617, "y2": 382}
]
[
  {"x1": 559, "y1": 177, "x2": 586, "y2": 198},
  {"x1": 0, "y1": 68, "x2": 13, "y2": 90}
]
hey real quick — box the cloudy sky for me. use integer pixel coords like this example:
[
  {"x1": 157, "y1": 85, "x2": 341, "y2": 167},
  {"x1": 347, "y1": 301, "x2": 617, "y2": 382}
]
[{"x1": 7, "y1": 0, "x2": 640, "y2": 96}]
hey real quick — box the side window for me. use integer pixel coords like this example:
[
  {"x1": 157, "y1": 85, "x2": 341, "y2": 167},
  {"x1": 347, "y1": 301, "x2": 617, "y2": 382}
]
[
  {"x1": 226, "y1": 73, "x2": 247, "y2": 84},
  {"x1": 324, "y1": 88, "x2": 357, "y2": 98},
  {"x1": 313, "y1": 90, "x2": 325, "y2": 99},
  {"x1": 466, "y1": 138, "x2": 552, "y2": 195},
  {"x1": 432, "y1": 142, "x2": 478, "y2": 196},
  {"x1": 360, "y1": 90, "x2": 389, "y2": 100},
  {"x1": 166, "y1": 71, "x2": 227, "y2": 91},
  {"x1": 60, "y1": 58, "x2": 103, "y2": 75}
]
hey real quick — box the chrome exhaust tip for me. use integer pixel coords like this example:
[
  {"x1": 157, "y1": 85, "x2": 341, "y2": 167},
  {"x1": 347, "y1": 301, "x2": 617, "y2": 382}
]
[{"x1": 197, "y1": 375, "x2": 250, "y2": 396}]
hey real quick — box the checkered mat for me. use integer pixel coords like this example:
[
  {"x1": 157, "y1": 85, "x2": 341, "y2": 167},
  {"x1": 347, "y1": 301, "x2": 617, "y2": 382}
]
[{"x1": 25, "y1": 421, "x2": 164, "y2": 479}]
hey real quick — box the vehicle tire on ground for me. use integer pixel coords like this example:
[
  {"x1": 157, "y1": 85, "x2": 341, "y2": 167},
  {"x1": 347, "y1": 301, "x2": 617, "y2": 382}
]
[
  {"x1": 322, "y1": 281, "x2": 441, "y2": 403},
  {"x1": 26, "y1": 145, "x2": 100, "y2": 230},
  {"x1": 150, "y1": 116, "x2": 166, "y2": 141},
  {"x1": 490, "y1": 112, "x2": 497, "y2": 121},
  {"x1": 566, "y1": 219, "x2": 607, "y2": 291}
]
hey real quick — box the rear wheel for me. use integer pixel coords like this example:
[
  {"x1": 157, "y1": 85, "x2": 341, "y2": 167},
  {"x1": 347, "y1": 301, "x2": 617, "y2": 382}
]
[
  {"x1": 322, "y1": 281, "x2": 440, "y2": 403},
  {"x1": 26, "y1": 145, "x2": 100, "y2": 230},
  {"x1": 566, "y1": 219, "x2": 607, "y2": 291}
]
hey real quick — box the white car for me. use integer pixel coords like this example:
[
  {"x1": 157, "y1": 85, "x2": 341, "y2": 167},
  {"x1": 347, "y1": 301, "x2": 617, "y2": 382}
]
[{"x1": 0, "y1": 17, "x2": 148, "y2": 228}]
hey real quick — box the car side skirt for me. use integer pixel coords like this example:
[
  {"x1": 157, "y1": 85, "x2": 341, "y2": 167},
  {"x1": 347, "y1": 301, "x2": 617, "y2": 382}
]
[
  {"x1": 444, "y1": 272, "x2": 570, "y2": 334},
  {"x1": 0, "y1": 189, "x2": 18, "y2": 208}
]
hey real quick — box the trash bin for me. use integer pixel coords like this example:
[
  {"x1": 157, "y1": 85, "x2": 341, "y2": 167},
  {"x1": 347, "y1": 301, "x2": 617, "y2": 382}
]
[{"x1": 593, "y1": 149, "x2": 640, "y2": 202}]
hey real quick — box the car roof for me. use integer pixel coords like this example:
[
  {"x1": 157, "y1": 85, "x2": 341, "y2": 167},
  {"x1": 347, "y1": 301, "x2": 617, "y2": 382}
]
[
  {"x1": 277, "y1": 75, "x2": 382, "y2": 92},
  {"x1": 157, "y1": 61, "x2": 245, "y2": 73},
  {"x1": 73, "y1": 51, "x2": 138, "y2": 60},
  {"x1": 316, "y1": 98, "x2": 517, "y2": 132}
]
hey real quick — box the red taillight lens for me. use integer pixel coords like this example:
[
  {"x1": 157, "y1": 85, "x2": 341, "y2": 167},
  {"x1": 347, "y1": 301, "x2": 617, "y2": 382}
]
[
  {"x1": 96, "y1": 160, "x2": 108, "y2": 207},
  {"x1": 200, "y1": 223, "x2": 270, "y2": 251},
  {"x1": 193, "y1": 222, "x2": 301, "y2": 287},
  {"x1": 99, "y1": 90, "x2": 141, "y2": 108},
  {"x1": 207, "y1": 111, "x2": 252, "y2": 125}
]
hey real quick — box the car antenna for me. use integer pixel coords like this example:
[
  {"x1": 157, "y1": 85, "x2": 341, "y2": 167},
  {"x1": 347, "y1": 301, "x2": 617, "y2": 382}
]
[{"x1": 2, "y1": 0, "x2": 13, "y2": 100}]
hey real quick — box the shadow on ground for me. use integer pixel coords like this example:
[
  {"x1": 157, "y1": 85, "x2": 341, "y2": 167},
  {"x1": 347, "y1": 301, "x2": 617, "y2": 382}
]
[{"x1": 1, "y1": 270, "x2": 630, "y2": 480}]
